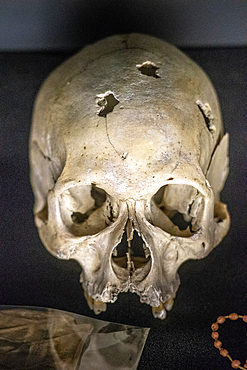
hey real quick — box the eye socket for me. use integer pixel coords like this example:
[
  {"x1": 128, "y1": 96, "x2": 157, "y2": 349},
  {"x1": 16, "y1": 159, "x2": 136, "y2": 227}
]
[
  {"x1": 91, "y1": 184, "x2": 107, "y2": 207},
  {"x1": 70, "y1": 185, "x2": 107, "y2": 225},
  {"x1": 59, "y1": 185, "x2": 117, "y2": 236},
  {"x1": 150, "y1": 184, "x2": 204, "y2": 237}
]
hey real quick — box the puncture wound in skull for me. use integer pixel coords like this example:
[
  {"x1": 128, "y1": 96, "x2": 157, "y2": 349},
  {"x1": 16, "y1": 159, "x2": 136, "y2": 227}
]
[
  {"x1": 96, "y1": 91, "x2": 128, "y2": 160},
  {"x1": 136, "y1": 61, "x2": 160, "y2": 78},
  {"x1": 96, "y1": 91, "x2": 119, "y2": 117},
  {"x1": 196, "y1": 100, "x2": 216, "y2": 134}
]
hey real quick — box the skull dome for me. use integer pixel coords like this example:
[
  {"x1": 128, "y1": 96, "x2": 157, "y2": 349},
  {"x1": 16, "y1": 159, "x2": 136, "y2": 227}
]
[{"x1": 30, "y1": 34, "x2": 230, "y2": 319}]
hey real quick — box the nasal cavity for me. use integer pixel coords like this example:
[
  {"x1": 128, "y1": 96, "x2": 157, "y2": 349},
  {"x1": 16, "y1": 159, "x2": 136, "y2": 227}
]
[{"x1": 112, "y1": 231, "x2": 151, "y2": 270}]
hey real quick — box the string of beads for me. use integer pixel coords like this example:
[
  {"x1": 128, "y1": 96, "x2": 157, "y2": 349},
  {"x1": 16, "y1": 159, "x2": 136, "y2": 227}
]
[{"x1": 211, "y1": 313, "x2": 247, "y2": 369}]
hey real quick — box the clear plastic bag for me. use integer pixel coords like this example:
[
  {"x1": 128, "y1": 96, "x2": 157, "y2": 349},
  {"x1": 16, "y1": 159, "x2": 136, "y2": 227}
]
[{"x1": 0, "y1": 306, "x2": 149, "y2": 370}]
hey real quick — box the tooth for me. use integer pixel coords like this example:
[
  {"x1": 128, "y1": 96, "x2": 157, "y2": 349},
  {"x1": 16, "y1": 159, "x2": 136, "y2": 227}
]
[
  {"x1": 84, "y1": 290, "x2": 94, "y2": 310},
  {"x1": 84, "y1": 290, "x2": 107, "y2": 314},
  {"x1": 93, "y1": 299, "x2": 107, "y2": 315},
  {"x1": 112, "y1": 247, "x2": 118, "y2": 256},
  {"x1": 152, "y1": 303, "x2": 167, "y2": 319},
  {"x1": 164, "y1": 297, "x2": 174, "y2": 311}
]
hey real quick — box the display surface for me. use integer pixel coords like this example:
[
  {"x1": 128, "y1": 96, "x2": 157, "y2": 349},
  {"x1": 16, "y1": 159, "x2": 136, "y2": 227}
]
[
  {"x1": 29, "y1": 34, "x2": 230, "y2": 319},
  {"x1": 1, "y1": 44, "x2": 246, "y2": 370}
]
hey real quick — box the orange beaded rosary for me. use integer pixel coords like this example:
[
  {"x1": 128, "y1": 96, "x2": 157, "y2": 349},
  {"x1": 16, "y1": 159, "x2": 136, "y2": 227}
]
[{"x1": 211, "y1": 313, "x2": 247, "y2": 369}]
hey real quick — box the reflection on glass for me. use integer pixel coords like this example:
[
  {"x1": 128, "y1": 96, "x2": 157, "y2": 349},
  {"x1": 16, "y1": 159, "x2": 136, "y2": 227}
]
[{"x1": 0, "y1": 306, "x2": 149, "y2": 370}]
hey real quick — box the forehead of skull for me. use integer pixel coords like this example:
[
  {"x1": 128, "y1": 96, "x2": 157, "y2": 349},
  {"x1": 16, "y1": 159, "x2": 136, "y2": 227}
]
[
  {"x1": 58, "y1": 92, "x2": 204, "y2": 194},
  {"x1": 46, "y1": 35, "x2": 218, "y2": 198},
  {"x1": 52, "y1": 41, "x2": 220, "y2": 155},
  {"x1": 52, "y1": 35, "x2": 220, "y2": 125},
  {"x1": 57, "y1": 113, "x2": 207, "y2": 200},
  {"x1": 57, "y1": 48, "x2": 214, "y2": 115}
]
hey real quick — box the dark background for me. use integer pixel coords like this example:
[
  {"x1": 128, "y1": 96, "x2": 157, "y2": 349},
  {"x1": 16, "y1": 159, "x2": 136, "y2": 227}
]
[
  {"x1": 1, "y1": 1, "x2": 247, "y2": 369},
  {"x1": 1, "y1": 0, "x2": 246, "y2": 50}
]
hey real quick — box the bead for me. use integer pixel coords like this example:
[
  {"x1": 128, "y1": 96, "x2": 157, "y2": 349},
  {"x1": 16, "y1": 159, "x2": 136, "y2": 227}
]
[
  {"x1": 220, "y1": 348, "x2": 229, "y2": 357},
  {"x1": 211, "y1": 314, "x2": 247, "y2": 368},
  {"x1": 217, "y1": 316, "x2": 226, "y2": 324},
  {"x1": 214, "y1": 340, "x2": 222, "y2": 349},
  {"x1": 211, "y1": 331, "x2": 219, "y2": 340},
  {"x1": 231, "y1": 359, "x2": 241, "y2": 368},
  {"x1": 211, "y1": 322, "x2": 219, "y2": 331},
  {"x1": 229, "y1": 313, "x2": 239, "y2": 320}
]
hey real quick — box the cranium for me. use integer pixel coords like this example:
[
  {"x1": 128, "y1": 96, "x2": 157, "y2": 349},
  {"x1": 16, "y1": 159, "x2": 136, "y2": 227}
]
[{"x1": 30, "y1": 34, "x2": 230, "y2": 319}]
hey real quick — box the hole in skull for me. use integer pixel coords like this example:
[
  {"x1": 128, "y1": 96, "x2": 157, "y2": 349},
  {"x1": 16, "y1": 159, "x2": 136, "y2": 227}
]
[
  {"x1": 59, "y1": 184, "x2": 117, "y2": 236},
  {"x1": 96, "y1": 91, "x2": 119, "y2": 117},
  {"x1": 136, "y1": 61, "x2": 160, "y2": 78},
  {"x1": 151, "y1": 184, "x2": 204, "y2": 237},
  {"x1": 112, "y1": 231, "x2": 151, "y2": 271},
  {"x1": 170, "y1": 212, "x2": 193, "y2": 231},
  {"x1": 196, "y1": 100, "x2": 216, "y2": 134}
]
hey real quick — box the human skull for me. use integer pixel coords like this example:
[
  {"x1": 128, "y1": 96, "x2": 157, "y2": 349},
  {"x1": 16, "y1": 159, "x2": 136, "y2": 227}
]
[{"x1": 30, "y1": 34, "x2": 230, "y2": 319}]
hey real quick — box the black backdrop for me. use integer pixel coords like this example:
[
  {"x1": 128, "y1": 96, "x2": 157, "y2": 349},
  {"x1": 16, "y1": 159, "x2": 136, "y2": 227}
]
[{"x1": 1, "y1": 10, "x2": 247, "y2": 370}]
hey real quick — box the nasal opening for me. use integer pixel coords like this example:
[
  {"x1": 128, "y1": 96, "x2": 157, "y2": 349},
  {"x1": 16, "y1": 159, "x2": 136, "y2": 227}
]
[{"x1": 112, "y1": 229, "x2": 151, "y2": 274}]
